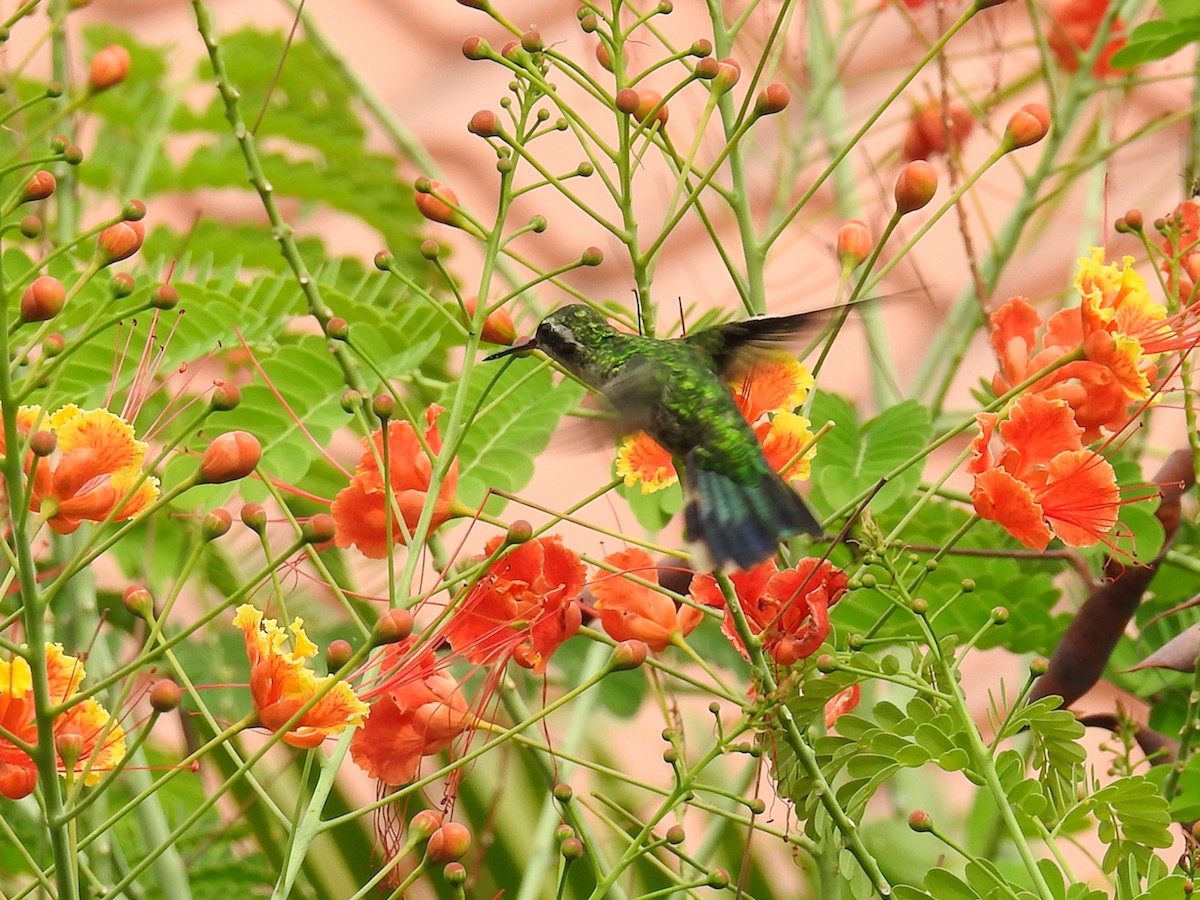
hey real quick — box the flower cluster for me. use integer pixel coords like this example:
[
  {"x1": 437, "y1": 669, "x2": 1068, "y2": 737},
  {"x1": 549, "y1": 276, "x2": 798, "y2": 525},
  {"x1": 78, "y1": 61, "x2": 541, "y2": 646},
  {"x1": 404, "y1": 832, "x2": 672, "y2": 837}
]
[
  {"x1": 331, "y1": 404, "x2": 459, "y2": 558},
  {"x1": 0, "y1": 404, "x2": 159, "y2": 534},
  {"x1": 0, "y1": 645, "x2": 126, "y2": 799},
  {"x1": 616, "y1": 353, "x2": 817, "y2": 492},
  {"x1": 690, "y1": 557, "x2": 846, "y2": 667},
  {"x1": 974, "y1": 250, "x2": 1182, "y2": 549}
]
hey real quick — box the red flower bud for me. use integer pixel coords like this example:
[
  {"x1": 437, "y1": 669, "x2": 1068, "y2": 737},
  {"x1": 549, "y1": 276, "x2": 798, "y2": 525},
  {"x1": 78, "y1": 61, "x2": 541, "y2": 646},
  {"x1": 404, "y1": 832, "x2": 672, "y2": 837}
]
[
  {"x1": 754, "y1": 83, "x2": 790, "y2": 115},
  {"x1": 199, "y1": 431, "x2": 261, "y2": 484},
  {"x1": 611, "y1": 639, "x2": 648, "y2": 670},
  {"x1": 152, "y1": 284, "x2": 179, "y2": 310},
  {"x1": 901, "y1": 101, "x2": 974, "y2": 161},
  {"x1": 111, "y1": 272, "x2": 135, "y2": 297},
  {"x1": 465, "y1": 297, "x2": 516, "y2": 345},
  {"x1": 410, "y1": 810, "x2": 444, "y2": 841},
  {"x1": 43, "y1": 333, "x2": 65, "y2": 357},
  {"x1": 615, "y1": 88, "x2": 640, "y2": 116},
  {"x1": 202, "y1": 508, "x2": 233, "y2": 541},
  {"x1": 694, "y1": 57, "x2": 719, "y2": 80},
  {"x1": 22, "y1": 170, "x2": 55, "y2": 202},
  {"x1": 836, "y1": 219, "x2": 872, "y2": 269},
  {"x1": 443, "y1": 863, "x2": 468, "y2": 885},
  {"x1": 427, "y1": 823, "x2": 472, "y2": 863},
  {"x1": 123, "y1": 584, "x2": 154, "y2": 619},
  {"x1": 634, "y1": 89, "x2": 668, "y2": 126},
  {"x1": 123, "y1": 199, "x2": 147, "y2": 221},
  {"x1": 55, "y1": 726, "x2": 84, "y2": 767},
  {"x1": 580, "y1": 246, "x2": 604, "y2": 266},
  {"x1": 20, "y1": 276, "x2": 66, "y2": 322},
  {"x1": 0, "y1": 766, "x2": 37, "y2": 800},
  {"x1": 97, "y1": 219, "x2": 145, "y2": 265},
  {"x1": 595, "y1": 41, "x2": 617, "y2": 72},
  {"x1": 371, "y1": 608, "x2": 415, "y2": 645},
  {"x1": 1003, "y1": 103, "x2": 1050, "y2": 150},
  {"x1": 89, "y1": 45, "x2": 130, "y2": 92},
  {"x1": 149, "y1": 679, "x2": 182, "y2": 712},
  {"x1": 240, "y1": 503, "x2": 266, "y2": 532},
  {"x1": 19, "y1": 215, "x2": 41, "y2": 239},
  {"x1": 894, "y1": 160, "x2": 938, "y2": 214},
  {"x1": 325, "y1": 639, "x2": 353, "y2": 672},
  {"x1": 302, "y1": 513, "x2": 337, "y2": 544},
  {"x1": 209, "y1": 382, "x2": 241, "y2": 411},
  {"x1": 713, "y1": 58, "x2": 741, "y2": 93},
  {"x1": 30, "y1": 430, "x2": 56, "y2": 457},
  {"x1": 461, "y1": 35, "x2": 491, "y2": 60},
  {"x1": 414, "y1": 179, "x2": 461, "y2": 226},
  {"x1": 468, "y1": 110, "x2": 500, "y2": 137},
  {"x1": 521, "y1": 30, "x2": 543, "y2": 52},
  {"x1": 908, "y1": 810, "x2": 934, "y2": 832}
]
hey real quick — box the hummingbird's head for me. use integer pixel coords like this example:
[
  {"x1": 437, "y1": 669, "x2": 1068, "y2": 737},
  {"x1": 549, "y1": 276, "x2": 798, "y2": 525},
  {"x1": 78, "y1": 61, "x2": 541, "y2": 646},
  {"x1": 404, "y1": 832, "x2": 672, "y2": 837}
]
[{"x1": 484, "y1": 304, "x2": 613, "y2": 366}]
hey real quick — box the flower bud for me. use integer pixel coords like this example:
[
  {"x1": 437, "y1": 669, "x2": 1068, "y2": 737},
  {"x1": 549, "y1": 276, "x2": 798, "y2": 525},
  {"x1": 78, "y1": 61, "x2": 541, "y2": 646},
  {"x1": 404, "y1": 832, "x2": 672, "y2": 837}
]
[
  {"x1": 666, "y1": 825, "x2": 685, "y2": 844},
  {"x1": 43, "y1": 333, "x2": 65, "y2": 357},
  {"x1": 427, "y1": 823, "x2": 472, "y2": 863},
  {"x1": 611, "y1": 639, "x2": 648, "y2": 670},
  {"x1": 419, "y1": 240, "x2": 440, "y2": 260},
  {"x1": 1122, "y1": 209, "x2": 1144, "y2": 232},
  {"x1": 713, "y1": 58, "x2": 741, "y2": 94},
  {"x1": 901, "y1": 101, "x2": 973, "y2": 161},
  {"x1": 325, "y1": 317, "x2": 348, "y2": 340},
  {"x1": 615, "y1": 88, "x2": 639, "y2": 116},
  {"x1": 553, "y1": 783, "x2": 573, "y2": 803},
  {"x1": 413, "y1": 179, "x2": 460, "y2": 226},
  {"x1": 373, "y1": 250, "x2": 395, "y2": 270},
  {"x1": 0, "y1": 767, "x2": 37, "y2": 800},
  {"x1": 202, "y1": 508, "x2": 233, "y2": 541},
  {"x1": 339, "y1": 390, "x2": 362, "y2": 414},
  {"x1": 442, "y1": 863, "x2": 468, "y2": 885},
  {"x1": 122, "y1": 584, "x2": 154, "y2": 619},
  {"x1": 325, "y1": 639, "x2": 353, "y2": 672},
  {"x1": 580, "y1": 246, "x2": 604, "y2": 266},
  {"x1": 836, "y1": 219, "x2": 872, "y2": 269},
  {"x1": 465, "y1": 297, "x2": 516, "y2": 345},
  {"x1": 123, "y1": 199, "x2": 147, "y2": 221},
  {"x1": 521, "y1": 30, "x2": 543, "y2": 52},
  {"x1": 694, "y1": 57, "x2": 719, "y2": 80},
  {"x1": 506, "y1": 519, "x2": 534, "y2": 544},
  {"x1": 30, "y1": 430, "x2": 56, "y2": 457},
  {"x1": 111, "y1": 273, "x2": 135, "y2": 298},
  {"x1": 62, "y1": 145, "x2": 84, "y2": 166},
  {"x1": 634, "y1": 89, "x2": 668, "y2": 126},
  {"x1": 22, "y1": 170, "x2": 55, "y2": 203},
  {"x1": 560, "y1": 838, "x2": 584, "y2": 860},
  {"x1": 1003, "y1": 103, "x2": 1050, "y2": 150},
  {"x1": 908, "y1": 810, "x2": 934, "y2": 832},
  {"x1": 595, "y1": 41, "x2": 616, "y2": 72},
  {"x1": 97, "y1": 219, "x2": 145, "y2": 265},
  {"x1": 19, "y1": 215, "x2": 41, "y2": 238},
  {"x1": 55, "y1": 726, "x2": 84, "y2": 768},
  {"x1": 240, "y1": 503, "x2": 266, "y2": 532},
  {"x1": 894, "y1": 160, "x2": 938, "y2": 214},
  {"x1": 410, "y1": 809, "x2": 444, "y2": 841},
  {"x1": 149, "y1": 679, "x2": 182, "y2": 712},
  {"x1": 20, "y1": 276, "x2": 65, "y2": 322},
  {"x1": 468, "y1": 109, "x2": 500, "y2": 137},
  {"x1": 371, "y1": 393, "x2": 394, "y2": 421},
  {"x1": 209, "y1": 382, "x2": 241, "y2": 411},
  {"x1": 1030, "y1": 656, "x2": 1048, "y2": 676},
  {"x1": 371, "y1": 608, "x2": 415, "y2": 645},
  {"x1": 151, "y1": 284, "x2": 179, "y2": 310},
  {"x1": 708, "y1": 869, "x2": 730, "y2": 889},
  {"x1": 461, "y1": 36, "x2": 491, "y2": 60},
  {"x1": 302, "y1": 513, "x2": 337, "y2": 544},
  {"x1": 50, "y1": 134, "x2": 69, "y2": 153},
  {"x1": 754, "y1": 83, "x2": 790, "y2": 116},
  {"x1": 198, "y1": 431, "x2": 261, "y2": 484},
  {"x1": 89, "y1": 45, "x2": 131, "y2": 91}
]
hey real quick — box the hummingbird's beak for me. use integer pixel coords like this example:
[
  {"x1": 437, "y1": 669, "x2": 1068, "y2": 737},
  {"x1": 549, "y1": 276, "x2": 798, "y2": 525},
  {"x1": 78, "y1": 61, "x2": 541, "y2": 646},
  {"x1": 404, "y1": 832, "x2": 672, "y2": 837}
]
[{"x1": 484, "y1": 337, "x2": 538, "y2": 361}]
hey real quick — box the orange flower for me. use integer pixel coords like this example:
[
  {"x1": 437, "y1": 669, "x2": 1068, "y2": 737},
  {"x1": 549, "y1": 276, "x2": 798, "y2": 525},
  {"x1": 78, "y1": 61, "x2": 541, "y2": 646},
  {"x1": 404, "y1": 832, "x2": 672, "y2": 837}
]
[
  {"x1": 350, "y1": 639, "x2": 472, "y2": 785},
  {"x1": 332, "y1": 405, "x2": 458, "y2": 558},
  {"x1": 1160, "y1": 199, "x2": 1200, "y2": 302},
  {"x1": 2, "y1": 405, "x2": 160, "y2": 534},
  {"x1": 989, "y1": 252, "x2": 1184, "y2": 441},
  {"x1": 0, "y1": 644, "x2": 126, "y2": 799},
  {"x1": 233, "y1": 604, "x2": 369, "y2": 748},
  {"x1": 967, "y1": 393, "x2": 1119, "y2": 550},
  {"x1": 442, "y1": 535, "x2": 585, "y2": 673},
  {"x1": 901, "y1": 100, "x2": 974, "y2": 162},
  {"x1": 1046, "y1": 0, "x2": 1128, "y2": 79},
  {"x1": 824, "y1": 684, "x2": 861, "y2": 731},
  {"x1": 755, "y1": 411, "x2": 817, "y2": 481},
  {"x1": 689, "y1": 558, "x2": 847, "y2": 667},
  {"x1": 590, "y1": 548, "x2": 703, "y2": 652},
  {"x1": 617, "y1": 353, "x2": 815, "y2": 493}
]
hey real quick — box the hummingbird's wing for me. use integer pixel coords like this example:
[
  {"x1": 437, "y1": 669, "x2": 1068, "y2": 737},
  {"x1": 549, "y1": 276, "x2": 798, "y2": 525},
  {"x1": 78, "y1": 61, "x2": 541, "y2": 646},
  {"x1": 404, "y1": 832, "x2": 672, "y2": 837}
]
[
  {"x1": 687, "y1": 301, "x2": 866, "y2": 378},
  {"x1": 593, "y1": 357, "x2": 666, "y2": 436}
]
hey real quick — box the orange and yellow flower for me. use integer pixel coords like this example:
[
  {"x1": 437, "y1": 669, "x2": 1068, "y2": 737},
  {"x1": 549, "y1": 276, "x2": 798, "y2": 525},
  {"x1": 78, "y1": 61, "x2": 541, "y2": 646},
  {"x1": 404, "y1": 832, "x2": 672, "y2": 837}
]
[
  {"x1": 1160, "y1": 199, "x2": 1200, "y2": 302},
  {"x1": 349, "y1": 639, "x2": 473, "y2": 786},
  {"x1": 441, "y1": 535, "x2": 585, "y2": 673},
  {"x1": 689, "y1": 557, "x2": 847, "y2": 667},
  {"x1": 233, "y1": 604, "x2": 369, "y2": 748},
  {"x1": 332, "y1": 405, "x2": 458, "y2": 558},
  {"x1": 1046, "y1": 0, "x2": 1128, "y2": 79},
  {"x1": 590, "y1": 548, "x2": 703, "y2": 652},
  {"x1": 1, "y1": 404, "x2": 160, "y2": 534},
  {"x1": 967, "y1": 393, "x2": 1120, "y2": 551},
  {"x1": 0, "y1": 644, "x2": 126, "y2": 799},
  {"x1": 989, "y1": 251, "x2": 1183, "y2": 441},
  {"x1": 617, "y1": 353, "x2": 816, "y2": 493}
]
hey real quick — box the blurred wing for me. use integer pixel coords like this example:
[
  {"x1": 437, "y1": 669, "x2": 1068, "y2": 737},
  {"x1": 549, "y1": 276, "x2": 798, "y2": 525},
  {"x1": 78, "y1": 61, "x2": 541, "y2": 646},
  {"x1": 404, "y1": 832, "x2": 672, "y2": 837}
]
[
  {"x1": 597, "y1": 357, "x2": 665, "y2": 435},
  {"x1": 689, "y1": 299, "x2": 869, "y2": 378}
]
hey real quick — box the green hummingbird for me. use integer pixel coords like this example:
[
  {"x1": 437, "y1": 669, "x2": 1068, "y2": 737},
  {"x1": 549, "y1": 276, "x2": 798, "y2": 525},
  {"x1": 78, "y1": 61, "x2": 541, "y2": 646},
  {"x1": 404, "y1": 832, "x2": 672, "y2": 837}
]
[{"x1": 486, "y1": 304, "x2": 830, "y2": 571}]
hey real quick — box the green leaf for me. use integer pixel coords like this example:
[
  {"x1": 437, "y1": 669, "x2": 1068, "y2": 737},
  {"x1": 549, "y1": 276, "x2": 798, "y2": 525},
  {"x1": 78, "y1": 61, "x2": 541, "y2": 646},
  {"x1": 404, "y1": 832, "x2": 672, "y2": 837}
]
[
  {"x1": 810, "y1": 394, "x2": 932, "y2": 515},
  {"x1": 1110, "y1": 17, "x2": 1200, "y2": 67}
]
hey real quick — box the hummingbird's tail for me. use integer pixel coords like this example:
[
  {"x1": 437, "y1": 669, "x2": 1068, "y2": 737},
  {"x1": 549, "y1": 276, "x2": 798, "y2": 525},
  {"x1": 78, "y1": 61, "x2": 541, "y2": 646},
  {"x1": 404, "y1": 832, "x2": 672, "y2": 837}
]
[{"x1": 683, "y1": 454, "x2": 822, "y2": 571}]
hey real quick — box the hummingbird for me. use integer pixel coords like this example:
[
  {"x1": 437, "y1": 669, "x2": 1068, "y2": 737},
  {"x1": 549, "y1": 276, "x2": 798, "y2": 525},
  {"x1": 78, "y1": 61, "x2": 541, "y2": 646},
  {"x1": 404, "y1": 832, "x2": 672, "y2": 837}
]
[{"x1": 486, "y1": 304, "x2": 832, "y2": 571}]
